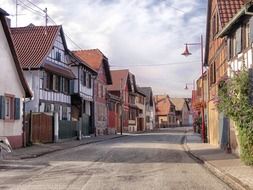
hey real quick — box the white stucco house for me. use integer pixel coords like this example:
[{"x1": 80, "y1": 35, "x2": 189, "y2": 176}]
[
  {"x1": 139, "y1": 87, "x2": 155, "y2": 130},
  {"x1": 0, "y1": 8, "x2": 32, "y2": 148}
]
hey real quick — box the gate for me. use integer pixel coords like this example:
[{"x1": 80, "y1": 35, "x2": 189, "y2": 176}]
[
  {"x1": 59, "y1": 120, "x2": 77, "y2": 139},
  {"x1": 81, "y1": 114, "x2": 91, "y2": 136},
  {"x1": 30, "y1": 113, "x2": 54, "y2": 143},
  {"x1": 137, "y1": 118, "x2": 144, "y2": 131},
  {"x1": 219, "y1": 112, "x2": 229, "y2": 149}
]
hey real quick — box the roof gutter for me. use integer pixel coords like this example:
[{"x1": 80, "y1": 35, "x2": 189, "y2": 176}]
[{"x1": 218, "y1": 3, "x2": 253, "y2": 38}]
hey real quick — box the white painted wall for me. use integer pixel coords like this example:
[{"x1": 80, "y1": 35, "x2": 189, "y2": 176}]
[
  {"x1": 0, "y1": 22, "x2": 25, "y2": 137},
  {"x1": 228, "y1": 49, "x2": 253, "y2": 77}
]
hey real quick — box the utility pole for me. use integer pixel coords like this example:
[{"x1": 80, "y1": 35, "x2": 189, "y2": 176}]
[
  {"x1": 120, "y1": 78, "x2": 123, "y2": 135},
  {"x1": 16, "y1": 0, "x2": 18, "y2": 27},
  {"x1": 44, "y1": 8, "x2": 48, "y2": 35}
]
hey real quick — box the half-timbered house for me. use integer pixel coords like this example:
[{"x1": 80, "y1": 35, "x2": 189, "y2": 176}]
[
  {"x1": 72, "y1": 49, "x2": 112, "y2": 135},
  {"x1": 11, "y1": 25, "x2": 75, "y2": 121},
  {"x1": 69, "y1": 51, "x2": 97, "y2": 136}
]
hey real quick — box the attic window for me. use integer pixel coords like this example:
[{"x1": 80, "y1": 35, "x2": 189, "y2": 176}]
[
  {"x1": 56, "y1": 52, "x2": 61, "y2": 62},
  {"x1": 212, "y1": 11, "x2": 220, "y2": 38}
]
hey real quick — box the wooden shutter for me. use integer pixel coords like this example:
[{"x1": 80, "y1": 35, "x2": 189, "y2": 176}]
[
  {"x1": 250, "y1": 17, "x2": 253, "y2": 44},
  {"x1": 88, "y1": 74, "x2": 91, "y2": 88},
  {"x1": 80, "y1": 70, "x2": 84, "y2": 85},
  {"x1": 14, "y1": 98, "x2": 20, "y2": 120},
  {"x1": 227, "y1": 38, "x2": 231, "y2": 60},
  {"x1": 42, "y1": 72, "x2": 47, "y2": 89},
  {"x1": 60, "y1": 77, "x2": 64, "y2": 92},
  {"x1": 69, "y1": 80, "x2": 74, "y2": 94},
  {"x1": 83, "y1": 71, "x2": 87, "y2": 86},
  {"x1": 236, "y1": 27, "x2": 242, "y2": 54},
  {"x1": 0, "y1": 96, "x2": 5, "y2": 119}
]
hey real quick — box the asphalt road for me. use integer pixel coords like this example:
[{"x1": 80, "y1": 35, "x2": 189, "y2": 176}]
[{"x1": 0, "y1": 128, "x2": 231, "y2": 190}]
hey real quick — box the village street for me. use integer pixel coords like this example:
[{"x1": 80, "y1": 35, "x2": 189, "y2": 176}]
[{"x1": 0, "y1": 128, "x2": 231, "y2": 190}]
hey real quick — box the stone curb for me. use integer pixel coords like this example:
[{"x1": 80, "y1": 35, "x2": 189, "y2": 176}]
[
  {"x1": 11, "y1": 135, "x2": 127, "y2": 160},
  {"x1": 183, "y1": 135, "x2": 250, "y2": 190}
]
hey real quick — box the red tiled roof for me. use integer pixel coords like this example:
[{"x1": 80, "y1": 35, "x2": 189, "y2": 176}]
[
  {"x1": 107, "y1": 69, "x2": 129, "y2": 91},
  {"x1": 72, "y1": 49, "x2": 104, "y2": 71},
  {"x1": 218, "y1": 0, "x2": 244, "y2": 27},
  {"x1": 10, "y1": 25, "x2": 60, "y2": 69},
  {"x1": 73, "y1": 49, "x2": 112, "y2": 84}
]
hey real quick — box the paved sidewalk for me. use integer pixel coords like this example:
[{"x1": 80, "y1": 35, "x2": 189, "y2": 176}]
[
  {"x1": 2, "y1": 134, "x2": 126, "y2": 160},
  {"x1": 184, "y1": 132, "x2": 253, "y2": 190}
]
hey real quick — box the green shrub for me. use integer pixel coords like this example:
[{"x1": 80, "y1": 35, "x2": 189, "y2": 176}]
[{"x1": 218, "y1": 69, "x2": 253, "y2": 165}]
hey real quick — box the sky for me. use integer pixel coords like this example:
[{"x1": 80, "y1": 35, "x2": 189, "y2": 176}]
[{"x1": 1, "y1": 0, "x2": 208, "y2": 97}]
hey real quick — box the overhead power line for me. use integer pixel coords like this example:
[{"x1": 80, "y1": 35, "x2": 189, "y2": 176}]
[
  {"x1": 111, "y1": 60, "x2": 200, "y2": 68},
  {"x1": 18, "y1": 0, "x2": 44, "y2": 17},
  {"x1": 16, "y1": 0, "x2": 83, "y2": 50},
  {"x1": 23, "y1": 0, "x2": 45, "y2": 12}
]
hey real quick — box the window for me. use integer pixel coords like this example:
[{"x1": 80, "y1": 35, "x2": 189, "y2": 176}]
[
  {"x1": 212, "y1": 12, "x2": 220, "y2": 38},
  {"x1": 242, "y1": 22, "x2": 250, "y2": 50},
  {"x1": 88, "y1": 74, "x2": 92, "y2": 88},
  {"x1": 44, "y1": 103, "x2": 51, "y2": 112},
  {"x1": 62, "y1": 106, "x2": 68, "y2": 120},
  {"x1": 53, "y1": 75, "x2": 60, "y2": 91},
  {"x1": 43, "y1": 72, "x2": 52, "y2": 90},
  {"x1": 101, "y1": 85, "x2": 104, "y2": 98},
  {"x1": 146, "y1": 116, "x2": 150, "y2": 122},
  {"x1": 82, "y1": 71, "x2": 87, "y2": 86},
  {"x1": 56, "y1": 52, "x2": 61, "y2": 62},
  {"x1": 64, "y1": 78, "x2": 69, "y2": 94},
  {"x1": 0, "y1": 96, "x2": 20, "y2": 120},
  {"x1": 129, "y1": 109, "x2": 136, "y2": 120},
  {"x1": 5, "y1": 95, "x2": 14, "y2": 120},
  {"x1": 210, "y1": 62, "x2": 216, "y2": 84}
]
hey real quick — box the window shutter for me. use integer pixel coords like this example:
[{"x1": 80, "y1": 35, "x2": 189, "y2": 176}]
[
  {"x1": 42, "y1": 72, "x2": 47, "y2": 89},
  {"x1": 60, "y1": 77, "x2": 64, "y2": 92},
  {"x1": 250, "y1": 17, "x2": 253, "y2": 44},
  {"x1": 69, "y1": 80, "x2": 74, "y2": 94},
  {"x1": 14, "y1": 98, "x2": 20, "y2": 120},
  {"x1": 236, "y1": 27, "x2": 242, "y2": 54},
  {"x1": 0, "y1": 96, "x2": 5, "y2": 119},
  {"x1": 84, "y1": 71, "x2": 87, "y2": 86},
  {"x1": 227, "y1": 38, "x2": 231, "y2": 60},
  {"x1": 80, "y1": 70, "x2": 84, "y2": 85}
]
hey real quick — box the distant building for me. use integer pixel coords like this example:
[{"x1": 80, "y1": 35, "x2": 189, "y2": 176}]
[
  {"x1": 170, "y1": 98, "x2": 190, "y2": 126},
  {"x1": 154, "y1": 95, "x2": 176, "y2": 128},
  {"x1": 138, "y1": 87, "x2": 155, "y2": 131},
  {"x1": 136, "y1": 87, "x2": 146, "y2": 131}
]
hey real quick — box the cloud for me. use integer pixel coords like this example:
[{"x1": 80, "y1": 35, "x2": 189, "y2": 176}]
[{"x1": 1, "y1": 0, "x2": 208, "y2": 97}]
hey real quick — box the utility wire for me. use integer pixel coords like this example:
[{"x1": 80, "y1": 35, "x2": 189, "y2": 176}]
[
  {"x1": 111, "y1": 60, "x2": 200, "y2": 68},
  {"x1": 18, "y1": 0, "x2": 44, "y2": 17},
  {"x1": 16, "y1": 0, "x2": 83, "y2": 49},
  {"x1": 23, "y1": 0, "x2": 45, "y2": 12},
  {"x1": 46, "y1": 15, "x2": 83, "y2": 49}
]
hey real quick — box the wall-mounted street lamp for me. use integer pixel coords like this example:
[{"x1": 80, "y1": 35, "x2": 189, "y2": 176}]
[
  {"x1": 181, "y1": 35, "x2": 206, "y2": 143},
  {"x1": 184, "y1": 83, "x2": 195, "y2": 90}
]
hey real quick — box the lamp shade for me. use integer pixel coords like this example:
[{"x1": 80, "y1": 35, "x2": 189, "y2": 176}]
[{"x1": 181, "y1": 44, "x2": 192, "y2": 56}]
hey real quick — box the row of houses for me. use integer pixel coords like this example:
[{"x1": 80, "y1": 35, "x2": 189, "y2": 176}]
[
  {"x1": 0, "y1": 8, "x2": 161, "y2": 149},
  {"x1": 192, "y1": 0, "x2": 253, "y2": 156}
]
